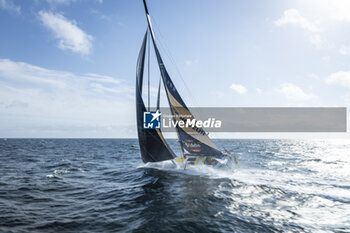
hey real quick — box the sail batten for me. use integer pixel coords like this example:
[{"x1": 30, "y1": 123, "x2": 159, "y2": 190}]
[{"x1": 156, "y1": 76, "x2": 161, "y2": 109}]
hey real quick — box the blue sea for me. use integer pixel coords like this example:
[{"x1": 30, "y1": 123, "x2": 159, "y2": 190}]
[{"x1": 0, "y1": 139, "x2": 349, "y2": 233}]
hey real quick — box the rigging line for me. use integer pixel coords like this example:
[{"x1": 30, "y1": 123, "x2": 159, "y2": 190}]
[
  {"x1": 145, "y1": 4, "x2": 213, "y2": 143},
  {"x1": 147, "y1": 29, "x2": 151, "y2": 111},
  {"x1": 150, "y1": 15, "x2": 200, "y2": 107},
  {"x1": 150, "y1": 15, "x2": 209, "y2": 136}
]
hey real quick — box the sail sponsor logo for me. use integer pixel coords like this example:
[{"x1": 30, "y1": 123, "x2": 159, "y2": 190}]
[
  {"x1": 162, "y1": 118, "x2": 222, "y2": 129},
  {"x1": 184, "y1": 141, "x2": 201, "y2": 152},
  {"x1": 143, "y1": 110, "x2": 161, "y2": 129}
]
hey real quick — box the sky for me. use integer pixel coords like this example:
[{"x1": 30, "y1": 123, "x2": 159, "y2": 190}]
[{"x1": 0, "y1": 0, "x2": 349, "y2": 138}]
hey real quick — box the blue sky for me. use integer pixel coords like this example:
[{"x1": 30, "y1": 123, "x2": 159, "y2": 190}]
[{"x1": 0, "y1": 0, "x2": 349, "y2": 138}]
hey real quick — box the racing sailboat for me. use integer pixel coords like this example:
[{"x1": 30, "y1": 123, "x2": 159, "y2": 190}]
[{"x1": 136, "y1": 0, "x2": 234, "y2": 168}]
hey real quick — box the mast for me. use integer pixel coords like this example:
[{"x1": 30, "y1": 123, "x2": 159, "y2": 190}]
[
  {"x1": 143, "y1": 0, "x2": 157, "y2": 44},
  {"x1": 147, "y1": 31, "x2": 150, "y2": 111}
]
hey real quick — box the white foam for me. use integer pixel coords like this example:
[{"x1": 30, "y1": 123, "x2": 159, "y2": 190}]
[
  {"x1": 138, "y1": 161, "x2": 350, "y2": 202},
  {"x1": 138, "y1": 161, "x2": 237, "y2": 179},
  {"x1": 46, "y1": 167, "x2": 84, "y2": 178}
]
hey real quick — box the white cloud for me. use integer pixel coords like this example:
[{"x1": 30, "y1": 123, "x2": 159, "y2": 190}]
[
  {"x1": 211, "y1": 91, "x2": 224, "y2": 99},
  {"x1": 339, "y1": 45, "x2": 350, "y2": 55},
  {"x1": 0, "y1": 58, "x2": 133, "y2": 93},
  {"x1": 0, "y1": 0, "x2": 20, "y2": 13},
  {"x1": 280, "y1": 83, "x2": 317, "y2": 101},
  {"x1": 90, "y1": 82, "x2": 133, "y2": 94},
  {"x1": 275, "y1": 4, "x2": 350, "y2": 52},
  {"x1": 39, "y1": 11, "x2": 93, "y2": 55},
  {"x1": 275, "y1": 9, "x2": 331, "y2": 49},
  {"x1": 308, "y1": 74, "x2": 320, "y2": 80},
  {"x1": 0, "y1": 59, "x2": 67, "y2": 88},
  {"x1": 256, "y1": 88, "x2": 262, "y2": 95},
  {"x1": 308, "y1": 34, "x2": 330, "y2": 49},
  {"x1": 274, "y1": 9, "x2": 337, "y2": 49},
  {"x1": 90, "y1": 9, "x2": 111, "y2": 21},
  {"x1": 275, "y1": 9, "x2": 321, "y2": 32},
  {"x1": 47, "y1": 0, "x2": 76, "y2": 4},
  {"x1": 86, "y1": 73, "x2": 121, "y2": 84},
  {"x1": 327, "y1": 0, "x2": 350, "y2": 22},
  {"x1": 326, "y1": 71, "x2": 350, "y2": 88},
  {"x1": 0, "y1": 59, "x2": 135, "y2": 137},
  {"x1": 301, "y1": 0, "x2": 350, "y2": 23},
  {"x1": 185, "y1": 59, "x2": 198, "y2": 66},
  {"x1": 230, "y1": 84, "x2": 247, "y2": 94},
  {"x1": 322, "y1": 56, "x2": 331, "y2": 63},
  {"x1": 47, "y1": 0, "x2": 102, "y2": 5}
]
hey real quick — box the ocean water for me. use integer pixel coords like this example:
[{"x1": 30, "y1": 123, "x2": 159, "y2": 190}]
[{"x1": 0, "y1": 139, "x2": 349, "y2": 233}]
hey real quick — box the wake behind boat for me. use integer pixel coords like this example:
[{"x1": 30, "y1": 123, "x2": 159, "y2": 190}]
[{"x1": 136, "y1": 0, "x2": 238, "y2": 169}]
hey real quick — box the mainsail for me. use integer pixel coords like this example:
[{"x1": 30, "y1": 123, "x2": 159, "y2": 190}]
[
  {"x1": 136, "y1": 31, "x2": 176, "y2": 162},
  {"x1": 142, "y1": 0, "x2": 224, "y2": 158}
]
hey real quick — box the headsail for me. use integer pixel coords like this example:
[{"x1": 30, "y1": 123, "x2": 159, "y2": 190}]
[
  {"x1": 142, "y1": 0, "x2": 224, "y2": 158},
  {"x1": 136, "y1": 30, "x2": 176, "y2": 162}
]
